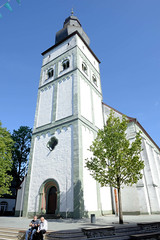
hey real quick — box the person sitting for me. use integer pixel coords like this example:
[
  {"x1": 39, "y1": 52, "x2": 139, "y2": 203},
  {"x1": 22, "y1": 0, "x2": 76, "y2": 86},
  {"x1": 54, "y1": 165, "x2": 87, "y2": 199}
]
[
  {"x1": 36, "y1": 216, "x2": 48, "y2": 240},
  {"x1": 25, "y1": 215, "x2": 40, "y2": 240}
]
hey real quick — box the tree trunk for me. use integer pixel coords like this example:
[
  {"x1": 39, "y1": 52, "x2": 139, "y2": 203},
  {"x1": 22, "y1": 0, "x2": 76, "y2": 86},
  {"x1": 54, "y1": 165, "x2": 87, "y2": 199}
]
[{"x1": 117, "y1": 186, "x2": 123, "y2": 224}]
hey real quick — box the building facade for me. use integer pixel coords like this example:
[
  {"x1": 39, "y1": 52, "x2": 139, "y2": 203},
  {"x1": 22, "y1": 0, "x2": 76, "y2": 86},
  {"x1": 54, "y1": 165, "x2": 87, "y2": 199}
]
[
  {"x1": 15, "y1": 14, "x2": 160, "y2": 218},
  {"x1": 103, "y1": 103, "x2": 160, "y2": 215}
]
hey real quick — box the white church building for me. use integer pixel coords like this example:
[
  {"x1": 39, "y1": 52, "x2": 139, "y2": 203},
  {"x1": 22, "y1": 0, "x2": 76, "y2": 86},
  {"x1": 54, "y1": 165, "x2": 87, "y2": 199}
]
[{"x1": 15, "y1": 14, "x2": 160, "y2": 218}]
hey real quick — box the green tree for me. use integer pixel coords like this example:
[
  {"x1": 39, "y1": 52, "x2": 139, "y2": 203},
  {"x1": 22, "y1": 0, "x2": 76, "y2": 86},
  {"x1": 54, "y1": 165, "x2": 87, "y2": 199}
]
[
  {"x1": 11, "y1": 126, "x2": 32, "y2": 192},
  {"x1": 0, "y1": 122, "x2": 14, "y2": 196},
  {"x1": 86, "y1": 111, "x2": 144, "y2": 224}
]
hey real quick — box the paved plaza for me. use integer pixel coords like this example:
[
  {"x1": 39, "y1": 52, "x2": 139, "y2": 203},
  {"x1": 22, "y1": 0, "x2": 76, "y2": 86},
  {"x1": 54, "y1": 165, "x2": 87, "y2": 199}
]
[{"x1": 0, "y1": 215, "x2": 160, "y2": 231}]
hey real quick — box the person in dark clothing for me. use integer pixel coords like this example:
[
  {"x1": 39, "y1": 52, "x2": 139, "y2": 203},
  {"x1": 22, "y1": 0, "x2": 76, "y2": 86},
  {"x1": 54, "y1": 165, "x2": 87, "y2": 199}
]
[{"x1": 25, "y1": 215, "x2": 40, "y2": 240}]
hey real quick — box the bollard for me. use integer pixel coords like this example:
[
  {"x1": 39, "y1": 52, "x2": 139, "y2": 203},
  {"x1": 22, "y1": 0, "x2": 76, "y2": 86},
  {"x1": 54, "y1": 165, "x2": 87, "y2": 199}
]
[{"x1": 91, "y1": 214, "x2": 96, "y2": 223}]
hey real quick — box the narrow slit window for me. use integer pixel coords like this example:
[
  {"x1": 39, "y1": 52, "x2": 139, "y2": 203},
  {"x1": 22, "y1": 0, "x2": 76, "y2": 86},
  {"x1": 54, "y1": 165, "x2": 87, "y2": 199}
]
[
  {"x1": 92, "y1": 74, "x2": 97, "y2": 85},
  {"x1": 82, "y1": 62, "x2": 88, "y2": 74}
]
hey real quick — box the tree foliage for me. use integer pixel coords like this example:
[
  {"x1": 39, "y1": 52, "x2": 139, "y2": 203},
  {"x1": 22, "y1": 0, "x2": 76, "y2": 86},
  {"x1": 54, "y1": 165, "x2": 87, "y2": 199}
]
[
  {"x1": 86, "y1": 111, "x2": 144, "y2": 223},
  {"x1": 11, "y1": 126, "x2": 32, "y2": 189},
  {"x1": 0, "y1": 122, "x2": 14, "y2": 196}
]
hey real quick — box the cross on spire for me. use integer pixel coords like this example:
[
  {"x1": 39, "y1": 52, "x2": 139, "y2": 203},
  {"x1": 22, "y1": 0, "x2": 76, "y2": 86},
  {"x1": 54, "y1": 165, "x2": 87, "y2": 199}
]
[{"x1": 71, "y1": 8, "x2": 74, "y2": 16}]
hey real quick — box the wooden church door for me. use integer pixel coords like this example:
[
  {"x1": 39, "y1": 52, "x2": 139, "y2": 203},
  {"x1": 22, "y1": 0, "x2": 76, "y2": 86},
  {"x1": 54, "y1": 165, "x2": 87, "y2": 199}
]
[{"x1": 47, "y1": 186, "x2": 57, "y2": 214}]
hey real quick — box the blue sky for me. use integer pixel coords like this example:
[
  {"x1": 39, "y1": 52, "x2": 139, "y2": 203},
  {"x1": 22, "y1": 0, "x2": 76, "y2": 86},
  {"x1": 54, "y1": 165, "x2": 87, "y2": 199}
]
[{"x1": 0, "y1": 0, "x2": 160, "y2": 146}]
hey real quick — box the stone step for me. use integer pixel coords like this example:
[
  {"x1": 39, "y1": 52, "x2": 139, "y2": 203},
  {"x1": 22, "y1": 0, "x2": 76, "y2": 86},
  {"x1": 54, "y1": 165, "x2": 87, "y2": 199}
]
[
  {"x1": 46, "y1": 230, "x2": 87, "y2": 239},
  {"x1": 0, "y1": 238, "x2": 17, "y2": 240},
  {"x1": 46, "y1": 235, "x2": 87, "y2": 239},
  {"x1": 0, "y1": 229, "x2": 19, "y2": 233},
  {"x1": 0, "y1": 234, "x2": 17, "y2": 240},
  {"x1": 91, "y1": 237, "x2": 130, "y2": 240},
  {"x1": 46, "y1": 237, "x2": 87, "y2": 239},
  {"x1": 0, "y1": 232, "x2": 18, "y2": 236},
  {"x1": 86, "y1": 230, "x2": 160, "y2": 240},
  {"x1": 48, "y1": 232, "x2": 85, "y2": 237},
  {"x1": 46, "y1": 237, "x2": 87, "y2": 240},
  {"x1": 0, "y1": 231, "x2": 18, "y2": 236},
  {"x1": 130, "y1": 231, "x2": 160, "y2": 240},
  {"x1": 115, "y1": 226, "x2": 140, "y2": 233},
  {"x1": 114, "y1": 226, "x2": 142, "y2": 236},
  {"x1": 42, "y1": 214, "x2": 61, "y2": 219},
  {"x1": 0, "y1": 230, "x2": 19, "y2": 240},
  {"x1": 0, "y1": 228, "x2": 24, "y2": 240},
  {"x1": 46, "y1": 238, "x2": 87, "y2": 240},
  {"x1": 1, "y1": 222, "x2": 160, "y2": 240}
]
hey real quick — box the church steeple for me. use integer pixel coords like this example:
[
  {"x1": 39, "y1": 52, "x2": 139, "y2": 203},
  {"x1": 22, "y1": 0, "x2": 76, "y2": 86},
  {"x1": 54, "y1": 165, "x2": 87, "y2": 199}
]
[
  {"x1": 22, "y1": 13, "x2": 104, "y2": 219},
  {"x1": 55, "y1": 14, "x2": 90, "y2": 46}
]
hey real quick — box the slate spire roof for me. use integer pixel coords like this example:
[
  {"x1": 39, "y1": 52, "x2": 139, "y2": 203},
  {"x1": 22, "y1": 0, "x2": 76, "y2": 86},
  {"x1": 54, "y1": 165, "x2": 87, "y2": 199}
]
[{"x1": 55, "y1": 13, "x2": 90, "y2": 46}]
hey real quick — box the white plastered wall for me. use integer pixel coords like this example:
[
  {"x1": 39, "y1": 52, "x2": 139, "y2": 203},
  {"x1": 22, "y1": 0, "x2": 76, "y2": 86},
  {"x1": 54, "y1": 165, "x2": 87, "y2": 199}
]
[
  {"x1": 41, "y1": 64, "x2": 56, "y2": 87},
  {"x1": 42, "y1": 36, "x2": 76, "y2": 66},
  {"x1": 82, "y1": 125, "x2": 98, "y2": 211},
  {"x1": 92, "y1": 90, "x2": 103, "y2": 129},
  {"x1": 76, "y1": 36, "x2": 100, "y2": 73},
  {"x1": 36, "y1": 85, "x2": 54, "y2": 127},
  {"x1": 100, "y1": 187, "x2": 112, "y2": 212},
  {"x1": 142, "y1": 139, "x2": 160, "y2": 213},
  {"x1": 15, "y1": 176, "x2": 26, "y2": 212},
  {"x1": 27, "y1": 125, "x2": 73, "y2": 213},
  {"x1": 58, "y1": 54, "x2": 74, "y2": 77},
  {"x1": 80, "y1": 77, "x2": 92, "y2": 123},
  {"x1": 56, "y1": 75, "x2": 73, "y2": 120},
  {"x1": 121, "y1": 185, "x2": 140, "y2": 213}
]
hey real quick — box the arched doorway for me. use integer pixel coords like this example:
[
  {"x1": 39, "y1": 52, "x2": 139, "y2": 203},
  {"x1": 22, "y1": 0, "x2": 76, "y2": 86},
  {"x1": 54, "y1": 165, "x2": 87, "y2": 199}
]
[
  {"x1": 47, "y1": 186, "x2": 57, "y2": 214},
  {"x1": 39, "y1": 179, "x2": 60, "y2": 215}
]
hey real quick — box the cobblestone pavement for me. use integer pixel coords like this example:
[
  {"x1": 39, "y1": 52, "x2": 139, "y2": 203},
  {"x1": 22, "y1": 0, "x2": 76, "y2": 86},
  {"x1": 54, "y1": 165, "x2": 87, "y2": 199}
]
[{"x1": 0, "y1": 215, "x2": 160, "y2": 231}]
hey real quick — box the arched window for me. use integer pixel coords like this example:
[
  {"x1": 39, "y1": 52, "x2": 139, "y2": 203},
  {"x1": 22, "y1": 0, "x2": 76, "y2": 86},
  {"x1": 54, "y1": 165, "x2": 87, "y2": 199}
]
[
  {"x1": 92, "y1": 74, "x2": 97, "y2": 85},
  {"x1": 62, "y1": 59, "x2": 70, "y2": 70},
  {"x1": 82, "y1": 62, "x2": 88, "y2": 75},
  {"x1": 47, "y1": 68, "x2": 54, "y2": 79}
]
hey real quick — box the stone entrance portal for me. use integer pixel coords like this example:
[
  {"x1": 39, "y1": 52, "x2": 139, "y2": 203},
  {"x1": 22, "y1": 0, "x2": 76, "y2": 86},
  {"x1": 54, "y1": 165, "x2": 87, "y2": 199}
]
[{"x1": 39, "y1": 179, "x2": 59, "y2": 215}]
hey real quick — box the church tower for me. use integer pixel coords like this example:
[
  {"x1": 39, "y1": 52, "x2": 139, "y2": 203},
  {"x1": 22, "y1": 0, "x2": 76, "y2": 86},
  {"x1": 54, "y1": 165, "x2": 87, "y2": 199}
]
[{"x1": 22, "y1": 13, "x2": 112, "y2": 218}]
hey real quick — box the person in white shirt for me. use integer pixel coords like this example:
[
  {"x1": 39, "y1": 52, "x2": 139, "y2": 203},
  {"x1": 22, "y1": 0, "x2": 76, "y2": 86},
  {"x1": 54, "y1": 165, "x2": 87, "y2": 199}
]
[{"x1": 37, "y1": 216, "x2": 48, "y2": 240}]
